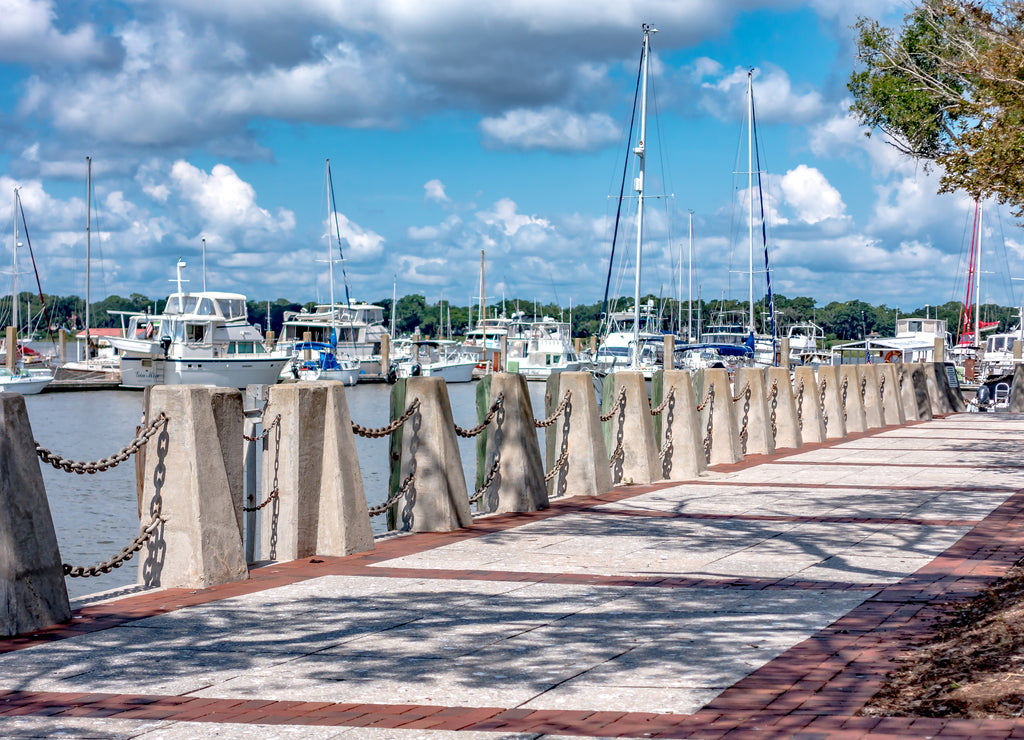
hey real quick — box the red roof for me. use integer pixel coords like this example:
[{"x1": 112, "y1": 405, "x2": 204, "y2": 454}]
[{"x1": 74, "y1": 328, "x2": 123, "y2": 339}]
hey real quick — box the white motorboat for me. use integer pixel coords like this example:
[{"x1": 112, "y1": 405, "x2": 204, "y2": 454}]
[
  {"x1": 108, "y1": 260, "x2": 290, "y2": 389},
  {"x1": 508, "y1": 316, "x2": 581, "y2": 380},
  {"x1": 393, "y1": 340, "x2": 476, "y2": 383}
]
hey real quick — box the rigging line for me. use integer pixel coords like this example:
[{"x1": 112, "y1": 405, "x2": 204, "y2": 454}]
[
  {"x1": 750, "y1": 84, "x2": 775, "y2": 342},
  {"x1": 994, "y1": 204, "x2": 1016, "y2": 307},
  {"x1": 327, "y1": 159, "x2": 358, "y2": 354},
  {"x1": 89, "y1": 175, "x2": 109, "y2": 314},
  {"x1": 649, "y1": 67, "x2": 679, "y2": 329},
  {"x1": 599, "y1": 40, "x2": 644, "y2": 338},
  {"x1": 16, "y1": 196, "x2": 57, "y2": 347}
]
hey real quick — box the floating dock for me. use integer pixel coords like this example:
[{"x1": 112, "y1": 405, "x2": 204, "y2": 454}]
[{"x1": 3, "y1": 411, "x2": 1024, "y2": 737}]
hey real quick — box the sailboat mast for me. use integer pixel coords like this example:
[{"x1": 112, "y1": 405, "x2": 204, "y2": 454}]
[
  {"x1": 976, "y1": 202, "x2": 983, "y2": 347},
  {"x1": 688, "y1": 210, "x2": 693, "y2": 342},
  {"x1": 631, "y1": 23, "x2": 654, "y2": 368},
  {"x1": 12, "y1": 189, "x2": 19, "y2": 337},
  {"x1": 747, "y1": 71, "x2": 755, "y2": 335},
  {"x1": 326, "y1": 159, "x2": 336, "y2": 339},
  {"x1": 85, "y1": 156, "x2": 92, "y2": 356}
]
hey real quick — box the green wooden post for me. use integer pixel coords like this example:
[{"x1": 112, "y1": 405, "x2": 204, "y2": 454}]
[
  {"x1": 474, "y1": 374, "x2": 492, "y2": 491},
  {"x1": 386, "y1": 378, "x2": 407, "y2": 532}
]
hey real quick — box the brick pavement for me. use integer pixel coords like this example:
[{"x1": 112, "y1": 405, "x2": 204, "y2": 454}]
[{"x1": 2, "y1": 413, "x2": 1024, "y2": 738}]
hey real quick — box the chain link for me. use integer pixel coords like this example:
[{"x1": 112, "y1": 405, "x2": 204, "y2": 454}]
[
  {"x1": 702, "y1": 386, "x2": 715, "y2": 462},
  {"x1": 535, "y1": 390, "x2": 571, "y2": 428},
  {"x1": 37, "y1": 412, "x2": 168, "y2": 475},
  {"x1": 819, "y1": 377, "x2": 829, "y2": 430},
  {"x1": 841, "y1": 376, "x2": 849, "y2": 421},
  {"x1": 63, "y1": 514, "x2": 164, "y2": 578},
  {"x1": 737, "y1": 383, "x2": 751, "y2": 455},
  {"x1": 352, "y1": 399, "x2": 421, "y2": 438},
  {"x1": 860, "y1": 375, "x2": 867, "y2": 402},
  {"x1": 768, "y1": 380, "x2": 779, "y2": 439},
  {"x1": 650, "y1": 387, "x2": 675, "y2": 416},
  {"x1": 600, "y1": 385, "x2": 627, "y2": 422},
  {"x1": 469, "y1": 456, "x2": 501, "y2": 504},
  {"x1": 879, "y1": 373, "x2": 886, "y2": 402},
  {"x1": 608, "y1": 442, "x2": 624, "y2": 467},
  {"x1": 368, "y1": 473, "x2": 415, "y2": 517},
  {"x1": 455, "y1": 393, "x2": 504, "y2": 438},
  {"x1": 243, "y1": 413, "x2": 281, "y2": 442},
  {"x1": 243, "y1": 487, "x2": 279, "y2": 512},
  {"x1": 544, "y1": 447, "x2": 570, "y2": 483},
  {"x1": 795, "y1": 379, "x2": 805, "y2": 429}
]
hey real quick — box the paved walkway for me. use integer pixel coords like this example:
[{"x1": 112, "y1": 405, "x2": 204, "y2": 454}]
[{"x1": 4, "y1": 413, "x2": 1024, "y2": 738}]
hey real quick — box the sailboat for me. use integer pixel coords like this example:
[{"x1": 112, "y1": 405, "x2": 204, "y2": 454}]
[
  {"x1": 700, "y1": 70, "x2": 776, "y2": 366},
  {"x1": 592, "y1": 24, "x2": 666, "y2": 388},
  {"x1": 286, "y1": 160, "x2": 361, "y2": 386},
  {"x1": 1, "y1": 187, "x2": 54, "y2": 394}
]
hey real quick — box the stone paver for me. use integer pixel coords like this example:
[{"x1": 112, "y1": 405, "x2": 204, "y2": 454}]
[{"x1": 3, "y1": 412, "x2": 1024, "y2": 738}]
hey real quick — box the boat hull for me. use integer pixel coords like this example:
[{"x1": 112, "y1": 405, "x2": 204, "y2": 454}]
[
  {"x1": 0, "y1": 373, "x2": 54, "y2": 395},
  {"x1": 120, "y1": 355, "x2": 289, "y2": 389}
]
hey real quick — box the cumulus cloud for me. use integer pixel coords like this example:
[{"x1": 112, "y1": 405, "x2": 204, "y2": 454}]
[
  {"x1": 480, "y1": 107, "x2": 620, "y2": 152},
  {"x1": 779, "y1": 165, "x2": 846, "y2": 224},
  {"x1": 476, "y1": 198, "x2": 551, "y2": 238},
  {"x1": 424, "y1": 179, "x2": 448, "y2": 203},
  {"x1": 0, "y1": 0, "x2": 107, "y2": 64},
  {"x1": 695, "y1": 64, "x2": 826, "y2": 125}
]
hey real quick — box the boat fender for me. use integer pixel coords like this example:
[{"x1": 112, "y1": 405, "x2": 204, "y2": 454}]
[
  {"x1": 977, "y1": 384, "x2": 991, "y2": 405},
  {"x1": 411, "y1": 363, "x2": 421, "y2": 377},
  {"x1": 386, "y1": 364, "x2": 398, "y2": 384}
]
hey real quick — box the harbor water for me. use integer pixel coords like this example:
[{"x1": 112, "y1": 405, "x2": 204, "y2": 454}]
[{"x1": 22, "y1": 381, "x2": 549, "y2": 600}]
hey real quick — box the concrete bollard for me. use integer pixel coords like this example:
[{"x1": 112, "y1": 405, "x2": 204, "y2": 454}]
[
  {"x1": 765, "y1": 366, "x2": 802, "y2": 450},
  {"x1": 139, "y1": 386, "x2": 248, "y2": 590},
  {"x1": 699, "y1": 368, "x2": 743, "y2": 464},
  {"x1": 476, "y1": 373, "x2": 548, "y2": 514},
  {"x1": 935, "y1": 362, "x2": 966, "y2": 412},
  {"x1": 601, "y1": 371, "x2": 660, "y2": 485},
  {"x1": 259, "y1": 381, "x2": 374, "y2": 562},
  {"x1": 900, "y1": 365, "x2": 933, "y2": 421},
  {"x1": 1010, "y1": 364, "x2": 1024, "y2": 412},
  {"x1": 545, "y1": 372, "x2": 612, "y2": 498},
  {"x1": 393, "y1": 376, "x2": 472, "y2": 532},
  {"x1": 817, "y1": 365, "x2": 848, "y2": 439},
  {"x1": 837, "y1": 365, "x2": 868, "y2": 433},
  {"x1": 0, "y1": 394, "x2": 71, "y2": 636},
  {"x1": 659, "y1": 369, "x2": 707, "y2": 480},
  {"x1": 920, "y1": 362, "x2": 957, "y2": 415},
  {"x1": 857, "y1": 364, "x2": 885, "y2": 429},
  {"x1": 877, "y1": 363, "x2": 907, "y2": 426},
  {"x1": 792, "y1": 366, "x2": 826, "y2": 444},
  {"x1": 733, "y1": 367, "x2": 775, "y2": 456}
]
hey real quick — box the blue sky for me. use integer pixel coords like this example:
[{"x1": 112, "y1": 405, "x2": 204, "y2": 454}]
[{"x1": 1, "y1": 0, "x2": 1022, "y2": 316}]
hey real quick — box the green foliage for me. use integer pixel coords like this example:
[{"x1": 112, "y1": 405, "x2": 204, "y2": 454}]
[{"x1": 849, "y1": 1, "x2": 1024, "y2": 215}]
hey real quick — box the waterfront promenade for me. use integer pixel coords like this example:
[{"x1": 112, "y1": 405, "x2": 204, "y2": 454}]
[{"x1": 3, "y1": 412, "x2": 1024, "y2": 738}]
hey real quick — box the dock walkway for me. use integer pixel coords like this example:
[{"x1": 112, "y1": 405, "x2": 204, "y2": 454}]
[{"x1": 3, "y1": 413, "x2": 1024, "y2": 738}]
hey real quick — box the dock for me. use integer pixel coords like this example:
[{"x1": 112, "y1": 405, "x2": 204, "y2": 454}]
[{"x1": 3, "y1": 410, "x2": 1024, "y2": 737}]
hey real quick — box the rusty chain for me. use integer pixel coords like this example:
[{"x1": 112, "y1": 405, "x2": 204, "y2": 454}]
[
  {"x1": 455, "y1": 393, "x2": 504, "y2": 438},
  {"x1": 818, "y1": 376, "x2": 829, "y2": 430},
  {"x1": 243, "y1": 413, "x2": 281, "y2": 442},
  {"x1": 879, "y1": 373, "x2": 886, "y2": 402},
  {"x1": 535, "y1": 390, "x2": 571, "y2": 428},
  {"x1": 469, "y1": 455, "x2": 501, "y2": 504},
  {"x1": 37, "y1": 412, "x2": 168, "y2": 475},
  {"x1": 860, "y1": 375, "x2": 867, "y2": 402},
  {"x1": 352, "y1": 399, "x2": 421, "y2": 439},
  {"x1": 702, "y1": 386, "x2": 715, "y2": 462},
  {"x1": 63, "y1": 514, "x2": 164, "y2": 578},
  {"x1": 795, "y1": 379, "x2": 805, "y2": 429},
  {"x1": 368, "y1": 473, "x2": 415, "y2": 517},
  {"x1": 840, "y1": 376, "x2": 849, "y2": 421},
  {"x1": 736, "y1": 382, "x2": 751, "y2": 455},
  {"x1": 608, "y1": 442, "x2": 624, "y2": 467},
  {"x1": 243, "y1": 487, "x2": 279, "y2": 512},
  {"x1": 600, "y1": 385, "x2": 627, "y2": 422},
  {"x1": 544, "y1": 446, "x2": 570, "y2": 483},
  {"x1": 650, "y1": 387, "x2": 675, "y2": 416},
  {"x1": 768, "y1": 380, "x2": 779, "y2": 439}
]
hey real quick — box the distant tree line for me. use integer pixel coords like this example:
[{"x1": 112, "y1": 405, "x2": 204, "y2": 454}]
[{"x1": 1, "y1": 290, "x2": 1018, "y2": 346}]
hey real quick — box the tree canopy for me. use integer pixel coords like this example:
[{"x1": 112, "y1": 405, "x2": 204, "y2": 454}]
[{"x1": 849, "y1": 1, "x2": 1024, "y2": 215}]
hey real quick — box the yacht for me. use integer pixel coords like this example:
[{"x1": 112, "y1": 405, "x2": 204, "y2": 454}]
[
  {"x1": 391, "y1": 339, "x2": 477, "y2": 383},
  {"x1": 108, "y1": 261, "x2": 290, "y2": 389},
  {"x1": 508, "y1": 317, "x2": 581, "y2": 381},
  {"x1": 278, "y1": 302, "x2": 386, "y2": 380}
]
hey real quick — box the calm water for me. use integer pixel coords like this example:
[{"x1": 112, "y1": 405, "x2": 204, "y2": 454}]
[{"x1": 23, "y1": 381, "x2": 548, "y2": 599}]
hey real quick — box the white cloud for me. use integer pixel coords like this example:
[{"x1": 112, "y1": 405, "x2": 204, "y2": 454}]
[
  {"x1": 696, "y1": 65, "x2": 826, "y2": 125},
  {"x1": 476, "y1": 198, "x2": 551, "y2": 237},
  {"x1": 480, "y1": 107, "x2": 620, "y2": 152},
  {"x1": 0, "y1": 0, "x2": 105, "y2": 63},
  {"x1": 424, "y1": 179, "x2": 449, "y2": 203},
  {"x1": 779, "y1": 165, "x2": 846, "y2": 224}
]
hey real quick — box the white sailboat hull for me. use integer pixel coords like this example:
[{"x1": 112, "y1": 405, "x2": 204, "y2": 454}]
[{"x1": 120, "y1": 355, "x2": 289, "y2": 389}]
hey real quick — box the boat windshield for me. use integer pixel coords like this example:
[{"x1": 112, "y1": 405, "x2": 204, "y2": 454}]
[{"x1": 217, "y1": 298, "x2": 246, "y2": 320}]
